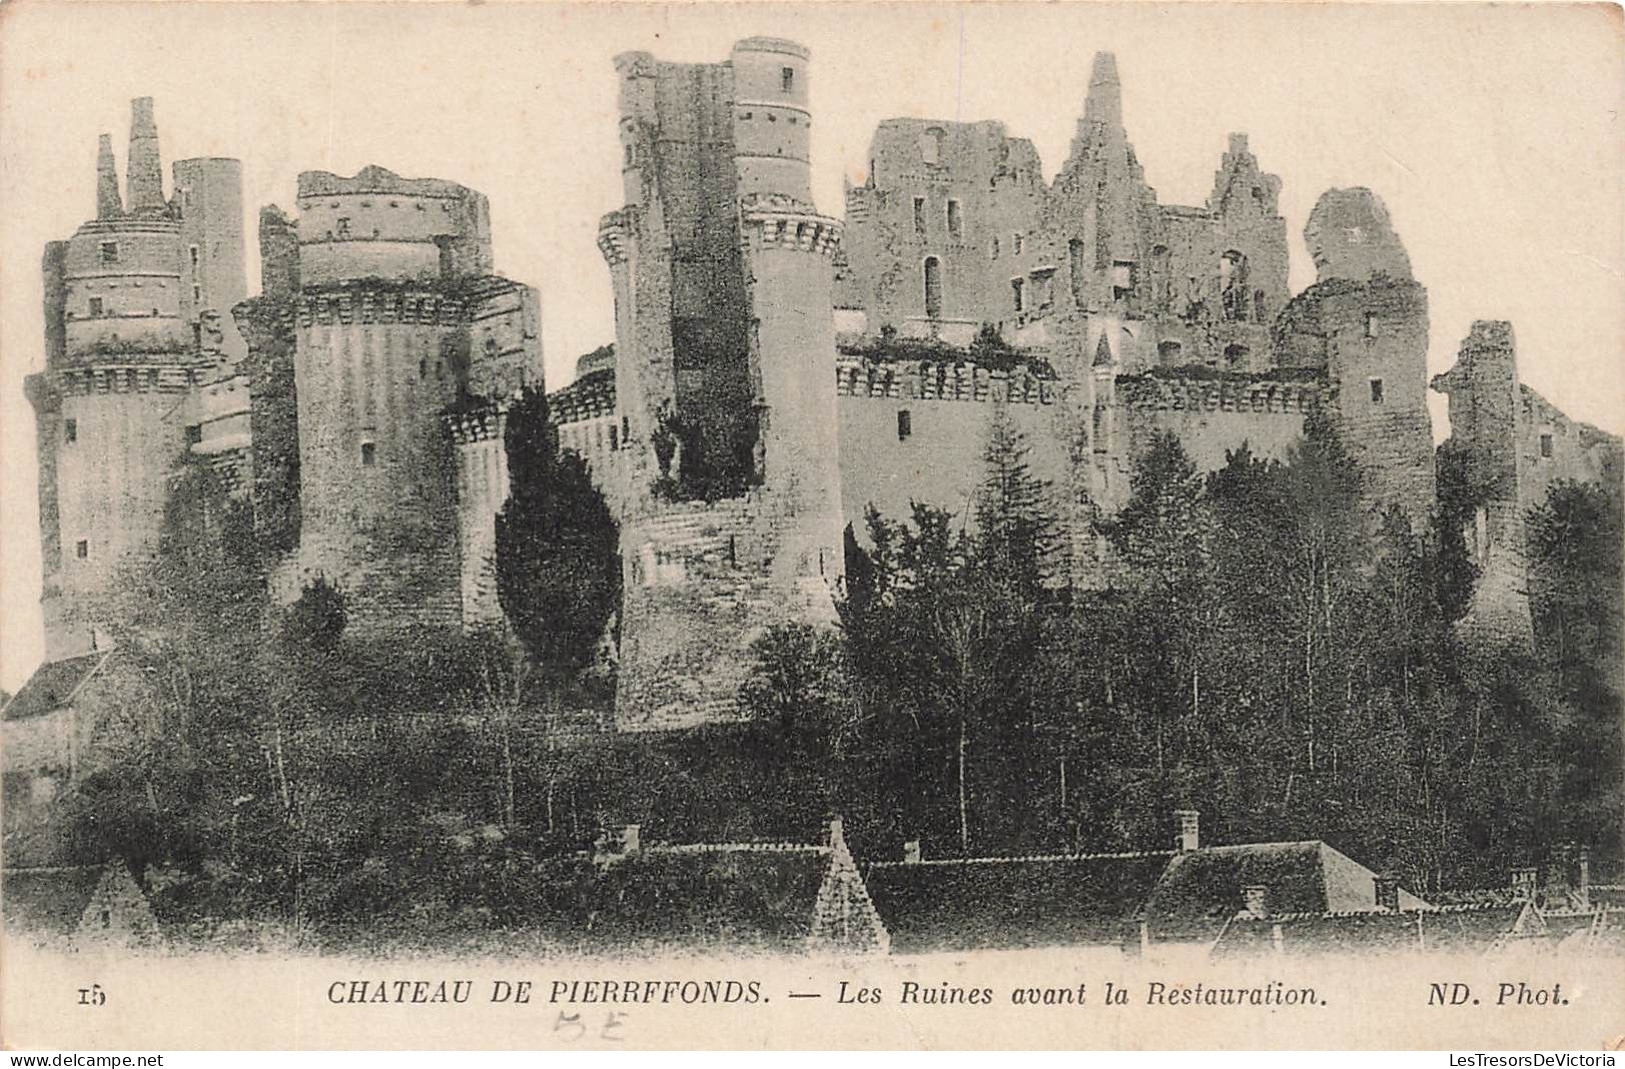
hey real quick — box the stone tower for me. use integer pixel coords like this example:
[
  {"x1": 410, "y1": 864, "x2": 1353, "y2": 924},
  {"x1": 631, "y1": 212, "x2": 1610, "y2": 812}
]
[
  {"x1": 265, "y1": 166, "x2": 540, "y2": 636},
  {"x1": 27, "y1": 99, "x2": 247, "y2": 659},
  {"x1": 601, "y1": 37, "x2": 845, "y2": 731},
  {"x1": 1279, "y1": 187, "x2": 1436, "y2": 527}
]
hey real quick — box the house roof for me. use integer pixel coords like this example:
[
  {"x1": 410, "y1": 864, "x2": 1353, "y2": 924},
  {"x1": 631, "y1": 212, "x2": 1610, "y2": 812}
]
[
  {"x1": 543, "y1": 843, "x2": 840, "y2": 953},
  {"x1": 1139, "y1": 840, "x2": 1429, "y2": 943},
  {"x1": 2, "y1": 650, "x2": 110, "y2": 722},
  {"x1": 2, "y1": 864, "x2": 110, "y2": 934},
  {"x1": 1210, "y1": 901, "x2": 1532, "y2": 958},
  {"x1": 863, "y1": 851, "x2": 1175, "y2": 954}
]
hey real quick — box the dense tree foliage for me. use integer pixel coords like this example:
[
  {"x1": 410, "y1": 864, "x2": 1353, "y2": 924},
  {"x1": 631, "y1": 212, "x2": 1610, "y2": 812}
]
[{"x1": 495, "y1": 385, "x2": 621, "y2": 672}]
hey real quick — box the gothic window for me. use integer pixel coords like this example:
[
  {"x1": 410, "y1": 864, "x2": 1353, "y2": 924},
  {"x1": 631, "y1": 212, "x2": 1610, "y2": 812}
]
[
  {"x1": 64, "y1": 419, "x2": 77, "y2": 443},
  {"x1": 897, "y1": 409, "x2": 913, "y2": 441},
  {"x1": 913, "y1": 197, "x2": 926, "y2": 234},
  {"x1": 1092, "y1": 404, "x2": 1107, "y2": 453},
  {"x1": 1219, "y1": 251, "x2": 1249, "y2": 322},
  {"x1": 99, "y1": 241, "x2": 118, "y2": 265},
  {"x1": 1011, "y1": 277, "x2": 1025, "y2": 314},
  {"x1": 781, "y1": 67, "x2": 795, "y2": 93},
  {"x1": 923, "y1": 257, "x2": 943, "y2": 319},
  {"x1": 946, "y1": 199, "x2": 962, "y2": 239},
  {"x1": 1540, "y1": 432, "x2": 1554, "y2": 458},
  {"x1": 921, "y1": 126, "x2": 945, "y2": 165},
  {"x1": 1369, "y1": 377, "x2": 1385, "y2": 404},
  {"x1": 361, "y1": 441, "x2": 377, "y2": 466},
  {"x1": 88, "y1": 297, "x2": 104, "y2": 317},
  {"x1": 76, "y1": 540, "x2": 89, "y2": 560}
]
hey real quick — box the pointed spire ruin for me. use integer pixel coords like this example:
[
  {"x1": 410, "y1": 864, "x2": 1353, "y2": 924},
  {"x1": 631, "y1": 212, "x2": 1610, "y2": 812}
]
[
  {"x1": 125, "y1": 97, "x2": 165, "y2": 214},
  {"x1": 1083, "y1": 51, "x2": 1122, "y2": 128},
  {"x1": 96, "y1": 133, "x2": 122, "y2": 219}
]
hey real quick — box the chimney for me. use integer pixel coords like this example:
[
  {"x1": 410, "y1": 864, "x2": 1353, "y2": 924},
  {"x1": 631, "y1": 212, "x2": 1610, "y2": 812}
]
[
  {"x1": 1243, "y1": 884, "x2": 1269, "y2": 920},
  {"x1": 1511, "y1": 867, "x2": 1538, "y2": 901},
  {"x1": 1374, "y1": 873, "x2": 1401, "y2": 912},
  {"x1": 96, "y1": 134, "x2": 122, "y2": 219},
  {"x1": 1174, "y1": 809, "x2": 1200, "y2": 853},
  {"x1": 1575, "y1": 846, "x2": 1590, "y2": 911},
  {"x1": 125, "y1": 97, "x2": 165, "y2": 213},
  {"x1": 902, "y1": 839, "x2": 922, "y2": 864},
  {"x1": 595, "y1": 822, "x2": 640, "y2": 864},
  {"x1": 1546, "y1": 843, "x2": 1574, "y2": 898}
]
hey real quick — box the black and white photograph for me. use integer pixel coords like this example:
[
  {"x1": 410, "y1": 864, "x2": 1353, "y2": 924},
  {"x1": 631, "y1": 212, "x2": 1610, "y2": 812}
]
[{"x1": 0, "y1": 0, "x2": 1621, "y2": 1053}]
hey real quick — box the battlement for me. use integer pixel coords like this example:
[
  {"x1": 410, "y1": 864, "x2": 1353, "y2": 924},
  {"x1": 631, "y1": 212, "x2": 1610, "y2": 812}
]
[
  {"x1": 1115, "y1": 370, "x2": 1326, "y2": 414},
  {"x1": 740, "y1": 195, "x2": 842, "y2": 258},
  {"x1": 441, "y1": 400, "x2": 507, "y2": 445},
  {"x1": 296, "y1": 286, "x2": 473, "y2": 328},
  {"x1": 835, "y1": 358, "x2": 1058, "y2": 405},
  {"x1": 597, "y1": 209, "x2": 633, "y2": 266},
  {"x1": 551, "y1": 369, "x2": 617, "y2": 426}
]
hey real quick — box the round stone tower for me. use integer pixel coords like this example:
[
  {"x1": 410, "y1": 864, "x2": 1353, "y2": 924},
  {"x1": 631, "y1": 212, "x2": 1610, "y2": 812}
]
[
  {"x1": 287, "y1": 167, "x2": 496, "y2": 635},
  {"x1": 730, "y1": 37, "x2": 813, "y2": 203}
]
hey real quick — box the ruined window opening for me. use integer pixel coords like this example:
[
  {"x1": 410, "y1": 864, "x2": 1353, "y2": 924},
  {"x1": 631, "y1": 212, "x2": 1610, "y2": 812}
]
[
  {"x1": 623, "y1": 143, "x2": 635, "y2": 166},
  {"x1": 1158, "y1": 340, "x2": 1183, "y2": 365},
  {"x1": 781, "y1": 67, "x2": 795, "y2": 93},
  {"x1": 1013, "y1": 233, "x2": 1024, "y2": 255},
  {"x1": 1011, "y1": 277, "x2": 1025, "y2": 313},
  {"x1": 88, "y1": 297, "x2": 104, "y2": 317},
  {"x1": 897, "y1": 409, "x2": 912, "y2": 441},
  {"x1": 99, "y1": 241, "x2": 118, "y2": 265},
  {"x1": 946, "y1": 199, "x2": 962, "y2": 240},
  {"x1": 1364, "y1": 313, "x2": 1379, "y2": 338},
  {"x1": 1345, "y1": 226, "x2": 1365, "y2": 245},
  {"x1": 1032, "y1": 269, "x2": 1056, "y2": 311},
  {"x1": 1069, "y1": 240, "x2": 1087, "y2": 305},
  {"x1": 923, "y1": 257, "x2": 943, "y2": 319},
  {"x1": 990, "y1": 236, "x2": 1000, "y2": 259},
  {"x1": 609, "y1": 424, "x2": 619, "y2": 451},
  {"x1": 1254, "y1": 290, "x2": 1267, "y2": 323},
  {"x1": 1540, "y1": 432, "x2": 1554, "y2": 458},
  {"x1": 361, "y1": 441, "x2": 377, "y2": 467},
  {"x1": 76, "y1": 540, "x2": 89, "y2": 560},
  {"x1": 728, "y1": 535, "x2": 737, "y2": 566},
  {"x1": 1112, "y1": 260, "x2": 1136, "y2": 302},
  {"x1": 1219, "y1": 250, "x2": 1249, "y2": 322},
  {"x1": 1369, "y1": 377, "x2": 1384, "y2": 404},
  {"x1": 336, "y1": 217, "x2": 352, "y2": 239},
  {"x1": 419, "y1": 357, "x2": 427, "y2": 379},
  {"x1": 1224, "y1": 343, "x2": 1249, "y2": 367},
  {"x1": 622, "y1": 415, "x2": 630, "y2": 442},
  {"x1": 436, "y1": 236, "x2": 456, "y2": 279},
  {"x1": 1092, "y1": 404, "x2": 1107, "y2": 453},
  {"x1": 192, "y1": 284, "x2": 202, "y2": 306},
  {"x1": 64, "y1": 419, "x2": 77, "y2": 444},
  {"x1": 922, "y1": 127, "x2": 946, "y2": 165},
  {"x1": 185, "y1": 424, "x2": 202, "y2": 445},
  {"x1": 189, "y1": 245, "x2": 200, "y2": 269},
  {"x1": 913, "y1": 197, "x2": 926, "y2": 234}
]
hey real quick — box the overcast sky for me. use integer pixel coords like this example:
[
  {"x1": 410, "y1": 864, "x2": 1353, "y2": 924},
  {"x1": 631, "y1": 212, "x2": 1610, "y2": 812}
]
[{"x1": 2, "y1": 2, "x2": 1620, "y2": 690}]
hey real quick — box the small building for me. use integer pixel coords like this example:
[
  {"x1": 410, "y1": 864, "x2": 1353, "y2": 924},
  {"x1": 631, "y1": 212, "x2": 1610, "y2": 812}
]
[
  {"x1": 1210, "y1": 901, "x2": 1540, "y2": 958},
  {"x1": 2, "y1": 649, "x2": 116, "y2": 832},
  {"x1": 543, "y1": 819, "x2": 888, "y2": 955},
  {"x1": 2, "y1": 862, "x2": 161, "y2": 948},
  {"x1": 865, "y1": 849, "x2": 1173, "y2": 954}
]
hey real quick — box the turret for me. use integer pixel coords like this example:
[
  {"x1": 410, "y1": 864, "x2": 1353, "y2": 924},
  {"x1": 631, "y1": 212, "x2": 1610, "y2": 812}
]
[
  {"x1": 125, "y1": 97, "x2": 165, "y2": 215},
  {"x1": 730, "y1": 37, "x2": 812, "y2": 202},
  {"x1": 1083, "y1": 51, "x2": 1122, "y2": 130},
  {"x1": 96, "y1": 134, "x2": 122, "y2": 220}
]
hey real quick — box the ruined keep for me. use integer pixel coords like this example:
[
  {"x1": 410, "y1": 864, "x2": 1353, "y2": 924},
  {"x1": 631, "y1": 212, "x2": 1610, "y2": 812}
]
[
  {"x1": 26, "y1": 99, "x2": 250, "y2": 662},
  {"x1": 596, "y1": 38, "x2": 847, "y2": 730}
]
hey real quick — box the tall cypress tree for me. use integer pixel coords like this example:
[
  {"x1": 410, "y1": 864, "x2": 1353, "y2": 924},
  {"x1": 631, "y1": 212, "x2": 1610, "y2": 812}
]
[{"x1": 495, "y1": 386, "x2": 621, "y2": 673}]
